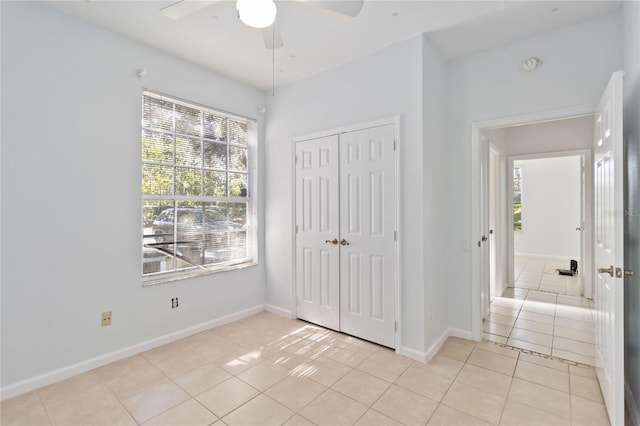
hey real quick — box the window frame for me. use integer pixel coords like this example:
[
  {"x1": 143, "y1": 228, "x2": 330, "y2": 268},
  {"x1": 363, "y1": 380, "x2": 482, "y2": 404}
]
[{"x1": 141, "y1": 90, "x2": 258, "y2": 285}]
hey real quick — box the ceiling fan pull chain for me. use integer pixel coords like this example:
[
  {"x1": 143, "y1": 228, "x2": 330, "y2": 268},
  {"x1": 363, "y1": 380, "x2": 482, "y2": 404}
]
[{"x1": 272, "y1": 23, "x2": 275, "y2": 97}]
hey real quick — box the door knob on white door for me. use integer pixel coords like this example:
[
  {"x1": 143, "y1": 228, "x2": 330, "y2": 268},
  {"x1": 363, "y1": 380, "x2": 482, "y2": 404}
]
[
  {"x1": 325, "y1": 238, "x2": 338, "y2": 245},
  {"x1": 598, "y1": 265, "x2": 614, "y2": 277},
  {"x1": 340, "y1": 239, "x2": 350, "y2": 246}
]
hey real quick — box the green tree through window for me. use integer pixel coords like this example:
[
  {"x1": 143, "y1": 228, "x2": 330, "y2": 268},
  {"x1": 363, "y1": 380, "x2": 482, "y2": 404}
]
[
  {"x1": 513, "y1": 167, "x2": 522, "y2": 231},
  {"x1": 141, "y1": 91, "x2": 255, "y2": 280}
]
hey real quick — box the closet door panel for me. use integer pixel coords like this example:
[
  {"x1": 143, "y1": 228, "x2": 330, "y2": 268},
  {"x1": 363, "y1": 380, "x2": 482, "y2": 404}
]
[
  {"x1": 295, "y1": 135, "x2": 340, "y2": 330},
  {"x1": 339, "y1": 124, "x2": 396, "y2": 348}
]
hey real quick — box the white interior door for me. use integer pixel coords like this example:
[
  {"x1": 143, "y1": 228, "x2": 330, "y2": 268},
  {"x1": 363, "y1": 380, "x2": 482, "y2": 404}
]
[
  {"x1": 479, "y1": 138, "x2": 491, "y2": 319},
  {"x1": 295, "y1": 135, "x2": 340, "y2": 331},
  {"x1": 489, "y1": 147, "x2": 499, "y2": 300},
  {"x1": 338, "y1": 124, "x2": 396, "y2": 348},
  {"x1": 295, "y1": 123, "x2": 397, "y2": 348},
  {"x1": 579, "y1": 156, "x2": 586, "y2": 292},
  {"x1": 593, "y1": 71, "x2": 624, "y2": 426}
]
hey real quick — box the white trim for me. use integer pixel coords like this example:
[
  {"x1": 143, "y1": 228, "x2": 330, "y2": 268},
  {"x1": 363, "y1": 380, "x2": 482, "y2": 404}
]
[
  {"x1": 447, "y1": 327, "x2": 476, "y2": 341},
  {"x1": 426, "y1": 328, "x2": 476, "y2": 362},
  {"x1": 514, "y1": 253, "x2": 577, "y2": 261},
  {"x1": 471, "y1": 104, "x2": 595, "y2": 342},
  {"x1": 264, "y1": 304, "x2": 293, "y2": 319},
  {"x1": 290, "y1": 135, "x2": 298, "y2": 320},
  {"x1": 291, "y1": 116, "x2": 402, "y2": 351},
  {"x1": 399, "y1": 346, "x2": 428, "y2": 363},
  {"x1": 423, "y1": 330, "x2": 452, "y2": 363},
  {"x1": 393, "y1": 117, "x2": 402, "y2": 354},
  {"x1": 0, "y1": 304, "x2": 264, "y2": 401},
  {"x1": 292, "y1": 116, "x2": 401, "y2": 143},
  {"x1": 403, "y1": 327, "x2": 476, "y2": 364}
]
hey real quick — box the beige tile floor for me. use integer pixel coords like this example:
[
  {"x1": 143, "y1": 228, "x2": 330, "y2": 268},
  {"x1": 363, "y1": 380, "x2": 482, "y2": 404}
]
[
  {"x1": 514, "y1": 256, "x2": 582, "y2": 295},
  {"x1": 2, "y1": 312, "x2": 609, "y2": 426},
  {"x1": 484, "y1": 256, "x2": 596, "y2": 366}
]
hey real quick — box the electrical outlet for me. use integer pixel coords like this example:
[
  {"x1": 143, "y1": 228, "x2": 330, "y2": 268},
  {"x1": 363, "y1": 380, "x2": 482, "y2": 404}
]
[
  {"x1": 101, "y1": 311, "x2": 112, "y2": 326},
  {"x1": 171, "y1": 298, "x2": 179, "y2": 309}
]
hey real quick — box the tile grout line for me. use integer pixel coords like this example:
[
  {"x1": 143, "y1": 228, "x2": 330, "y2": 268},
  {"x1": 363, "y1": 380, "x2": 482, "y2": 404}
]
[
  {"x1": 497, "y1": 348, "x2": 520, "y2": 426},
  {"x1": 483, "y1": 339, "x2": 593, "y2": 369},
  {"x1": 35, "y1": 387, "x2": 55, "y2": 426}
]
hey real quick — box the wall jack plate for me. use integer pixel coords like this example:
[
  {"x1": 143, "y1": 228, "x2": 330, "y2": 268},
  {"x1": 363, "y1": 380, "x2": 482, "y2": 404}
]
[
  {"x1": 171, "y1": 298, "x2": 179, "y2": 309},
  {"x1": 101, "y1": 311, "x2": 112, "y2": 326}
]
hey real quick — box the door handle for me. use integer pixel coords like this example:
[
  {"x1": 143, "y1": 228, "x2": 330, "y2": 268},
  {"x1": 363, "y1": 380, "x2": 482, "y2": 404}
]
[
  {"x1": 325, "y1": 238, "x2": 338, "y2": 245},
  {"x1": 598, "y1": 265, "x2": 614, "y2": 277},
  {"x1": 481, "y1": 235, "x2": 488, "y2": 242},
  {"x1": 340, "y1": 239, "x2": 350, "y2": 246},
  {"x1": 576, "y1": 227, "x2": 584, "y2": 231}
]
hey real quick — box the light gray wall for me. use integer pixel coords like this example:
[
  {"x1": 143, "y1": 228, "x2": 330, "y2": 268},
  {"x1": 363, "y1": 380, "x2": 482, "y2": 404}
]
[
  {"x1": 444, "y1": 14, "x2": 623, "y2": 332},
  {"x1": 513, "y1": 156, "x2": 582, "y2": 259},
  {"x1": 422, "y1": 36, "x2": 450, "y2": 349},
  {"x1": 1, "y1": 1, "x2": 266, "y2": 393},
  {"x1": 622, "y1": 1, "x2": 640, "y2": 423}
]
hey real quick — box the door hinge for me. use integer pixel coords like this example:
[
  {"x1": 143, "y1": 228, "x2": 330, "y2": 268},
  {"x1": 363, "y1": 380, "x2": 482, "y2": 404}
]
[
  {"x1": 393, "y1": 140, "x2": 397, "y2": 151},
  {"x1": 394, "y1": 230, "x2": 397, "y2": 241},
  {"x1": 295, "y1": 155, "x2": 298, "y2": 164},
  {"x1": 394, "y1": 321, "x2": 397, "y2": 332},
  {"x1": 295, "y1": 225, "x2": 299, "y2": 233}
]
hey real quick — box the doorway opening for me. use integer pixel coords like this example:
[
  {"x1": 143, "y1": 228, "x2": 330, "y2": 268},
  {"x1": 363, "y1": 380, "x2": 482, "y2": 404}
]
[
  {"x1": 475, "y1": 114, "x2": 596, "y2": 366},
  {"x1": 471, "y1": 72, "x2": 625, "y2": 426},
  {"x1": 511, "y1": 155, "x2": 583, "y2": 297}
]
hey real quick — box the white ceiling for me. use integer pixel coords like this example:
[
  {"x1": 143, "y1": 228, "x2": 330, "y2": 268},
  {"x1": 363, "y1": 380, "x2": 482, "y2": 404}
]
[{"x1": 43, "y1": 0, "x2": 620, "y2": 91}]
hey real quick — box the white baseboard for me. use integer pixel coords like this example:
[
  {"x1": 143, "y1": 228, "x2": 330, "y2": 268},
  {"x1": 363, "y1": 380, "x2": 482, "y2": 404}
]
[
  {"x1": 514, "y1": 252, "x2": 578, "y2": 261},
  {"x1": 264, "y1": 304, "x2": 293, "y2": 319},
  {"x1": 398, "y1": 346, "x2": 428, "y2": 363},
  {"x1": 0, "y1": 304, "x2": 265, "y2": 401},
  {"x1": 447, "y1": 327, "x2": 475, "y2": 341},
  {"x1": 626, "y1": 381, "x2": 640, "y2": 426},
  {"x1": 400, "y1": 327, "x2": 476, "y2": 364},
  {"x1": 422, "y1": 329, "x2": 449, "y2": 363}
]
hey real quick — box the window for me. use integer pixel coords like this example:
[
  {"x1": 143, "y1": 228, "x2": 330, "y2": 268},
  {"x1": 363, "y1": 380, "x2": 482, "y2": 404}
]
[
  {"x1": 513, "y1": 166, "x2": 522, "y2": 231},
  {"x1": 141, "y1": 91, "x2": 256, "y2": 283}
]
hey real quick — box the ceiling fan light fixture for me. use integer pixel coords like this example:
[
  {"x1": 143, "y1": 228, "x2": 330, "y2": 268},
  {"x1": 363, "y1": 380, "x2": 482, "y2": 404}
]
[{"x1": 237, "y1": 0, "x2": 277, "y2": 29}]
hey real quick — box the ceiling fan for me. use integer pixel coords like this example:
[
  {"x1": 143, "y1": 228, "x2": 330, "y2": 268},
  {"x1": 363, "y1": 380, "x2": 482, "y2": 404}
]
[{"x1": 159, "y1": 0, "x2": 364, "y2": 49}]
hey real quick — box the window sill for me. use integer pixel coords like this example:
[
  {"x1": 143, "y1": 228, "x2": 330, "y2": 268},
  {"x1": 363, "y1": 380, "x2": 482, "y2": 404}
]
[{"x1": 142, "y1": 260, "x2": 258, "y2": 286}]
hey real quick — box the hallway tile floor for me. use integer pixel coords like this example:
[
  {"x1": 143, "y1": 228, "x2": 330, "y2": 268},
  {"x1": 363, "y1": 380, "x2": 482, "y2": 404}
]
[
  {"x1": 486, "y1": 256, "x2": 596, "y2": 366},
  {"x1": 484, "y1": 288, "x2": 596, "y2": 366},
  {"x1": 2, "y1": 312, "x2": 609, "y2": 425},
  {"x1": 514, "y1": 256, "x2": 582, "y2": 296}
]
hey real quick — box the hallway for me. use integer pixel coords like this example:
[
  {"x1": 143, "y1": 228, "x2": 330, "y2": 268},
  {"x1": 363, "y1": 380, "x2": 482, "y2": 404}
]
[
  {"x1": 513, "y1": 256, "x2": 582, "y2": 296},
  {"x1": 484, "y1": 256, "x2": 595, "y2": 366}
]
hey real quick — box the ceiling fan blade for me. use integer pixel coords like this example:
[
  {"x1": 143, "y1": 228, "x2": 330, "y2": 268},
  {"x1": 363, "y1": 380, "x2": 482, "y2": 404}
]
[
  {"x1": 159, "y1": 0, "x2": 220, "y2": 19},
  {"x1": 262, "y1": 22, "x2": 284, "y2": 49},
  {"x1": 297, "y1": 0, "x2": 364, "y2": 17}
]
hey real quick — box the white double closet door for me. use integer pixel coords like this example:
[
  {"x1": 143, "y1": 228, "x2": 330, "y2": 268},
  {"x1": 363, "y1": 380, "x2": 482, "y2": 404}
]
[{"x1": 295, "y1": 124, "x2": 396, "y2": 348}]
